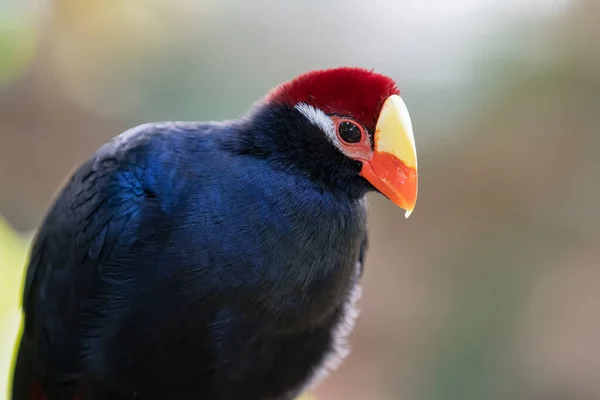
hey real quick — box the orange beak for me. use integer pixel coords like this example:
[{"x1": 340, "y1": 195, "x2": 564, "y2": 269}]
[{"x1": 360, "y1": 95, "x2": 418, "y2": 218}]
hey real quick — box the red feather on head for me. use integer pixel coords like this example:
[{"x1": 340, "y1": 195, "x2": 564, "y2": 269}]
[{"x1": 267, "y1": 67, "x2": 400, "y2": 130}]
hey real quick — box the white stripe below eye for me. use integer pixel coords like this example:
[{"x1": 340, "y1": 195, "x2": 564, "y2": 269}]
[{"x1": 294, "y1": 102, "x2": 343, "y2": 153}]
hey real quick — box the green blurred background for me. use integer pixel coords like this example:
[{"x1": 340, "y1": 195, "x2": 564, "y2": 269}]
[{"x1": 2, "y1": 0, "x2": 600, "y2": 399}]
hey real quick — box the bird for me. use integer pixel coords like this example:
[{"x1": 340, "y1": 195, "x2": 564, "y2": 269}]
[{"x1": 11, "y1": 67, "x2": 418, "y2": 400}]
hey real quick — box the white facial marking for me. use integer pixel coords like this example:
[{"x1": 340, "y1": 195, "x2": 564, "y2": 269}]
[{"x1": 294, "y1": 102, "x2": 343, "y2": 153}]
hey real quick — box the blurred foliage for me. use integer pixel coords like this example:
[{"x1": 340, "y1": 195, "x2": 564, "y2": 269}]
[
  {"x1": 0, "y1": 216, "x2": 27, "y2": 400},
  {"x1": 0, "y1": 0, "x2": 44, "y2": 91},
  {"x1": 0, "y1": 14, "x2": 38, "y2": 89}
]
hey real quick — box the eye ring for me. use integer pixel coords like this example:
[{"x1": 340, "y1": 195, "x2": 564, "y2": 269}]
[{"x1": 337, "y1": 120, "x2": 362, "y2": 144}]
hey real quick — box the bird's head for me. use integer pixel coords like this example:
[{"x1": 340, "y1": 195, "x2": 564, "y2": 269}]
[{"x1": 246, "y1": 67, "x2": 418, "y2": 217}]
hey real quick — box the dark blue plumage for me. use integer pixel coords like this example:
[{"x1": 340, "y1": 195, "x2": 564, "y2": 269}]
[
  {"x1": 12, "y1": 67, "x2": 416, "y2": 400},
  {"x1": 14, "y1": 113, "x2": 367, "y2": 400}
]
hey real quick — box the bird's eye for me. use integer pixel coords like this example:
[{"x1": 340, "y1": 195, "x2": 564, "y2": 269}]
[{"x1": 337, "y1": 121, "x2": 362, "y2": 144}]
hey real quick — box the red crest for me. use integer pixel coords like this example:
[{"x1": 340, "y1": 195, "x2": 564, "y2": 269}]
[{"x1": 267, "y1": 67, "x2": 399, "y2": 130}]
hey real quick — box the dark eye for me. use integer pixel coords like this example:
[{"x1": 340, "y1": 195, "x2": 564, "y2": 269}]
[{"x1": 337, "y1": 121, "x2": 362, "y2": 143}]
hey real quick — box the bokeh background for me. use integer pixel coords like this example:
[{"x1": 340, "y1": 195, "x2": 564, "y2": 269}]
[{"x1": 1, "y1": 0, "x2": 599, "y2": 399}]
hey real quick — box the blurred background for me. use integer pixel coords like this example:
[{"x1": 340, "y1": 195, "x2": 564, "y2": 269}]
[{"x1": 1, "y1": 0, "x2": 599, "y2": 399}]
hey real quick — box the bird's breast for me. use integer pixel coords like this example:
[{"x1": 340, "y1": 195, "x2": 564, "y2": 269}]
[{"x1": 178, "y1": 163, "x2": 368, "y2": 331}]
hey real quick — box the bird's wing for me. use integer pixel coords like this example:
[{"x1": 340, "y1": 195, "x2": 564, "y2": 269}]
[{"x1": 15, "y1": 123, "x2": 199, "y2": 398}]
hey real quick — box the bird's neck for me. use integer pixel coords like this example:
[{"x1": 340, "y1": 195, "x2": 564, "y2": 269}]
[
  {"x1": 229, "y1": 103, "x2": 372, "y2": 201},
  {"x1": 248, "y1": 181, "x2": 368, "y2": 332}
]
